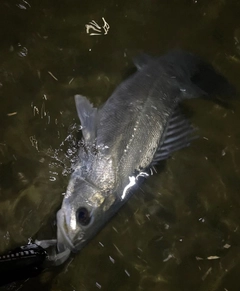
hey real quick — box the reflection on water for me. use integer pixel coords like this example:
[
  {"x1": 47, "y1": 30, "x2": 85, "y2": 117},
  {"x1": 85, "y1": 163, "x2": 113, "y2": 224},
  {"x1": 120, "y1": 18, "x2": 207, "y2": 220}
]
[{"x1": 0, "y1": 0, "x2": 240, "y2": 290}]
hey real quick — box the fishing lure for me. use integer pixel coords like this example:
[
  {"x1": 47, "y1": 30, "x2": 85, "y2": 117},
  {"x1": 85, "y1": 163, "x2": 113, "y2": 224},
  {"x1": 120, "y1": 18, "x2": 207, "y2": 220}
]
[{"x1": 0, "y1": 239, "x2": 70, "y2": 286}]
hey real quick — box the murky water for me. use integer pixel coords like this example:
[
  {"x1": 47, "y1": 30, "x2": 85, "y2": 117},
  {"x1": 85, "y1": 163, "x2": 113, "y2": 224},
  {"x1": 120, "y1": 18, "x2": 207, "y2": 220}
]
[{"x1": 0, "y1": 0, "x2": 240, "y2": 290}]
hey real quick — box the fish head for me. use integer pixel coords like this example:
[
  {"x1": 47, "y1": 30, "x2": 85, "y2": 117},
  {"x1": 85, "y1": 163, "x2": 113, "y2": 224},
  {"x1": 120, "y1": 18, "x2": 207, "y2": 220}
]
[{"x1": 56, "y1": 168, "x2": 117, "y2": 253}]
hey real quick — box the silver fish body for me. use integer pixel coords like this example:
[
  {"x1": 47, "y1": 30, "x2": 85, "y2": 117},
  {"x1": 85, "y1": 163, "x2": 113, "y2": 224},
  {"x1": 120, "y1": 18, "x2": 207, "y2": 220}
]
[{"x1": 56, "y1": 50, "x2": 232, "y2": 258}]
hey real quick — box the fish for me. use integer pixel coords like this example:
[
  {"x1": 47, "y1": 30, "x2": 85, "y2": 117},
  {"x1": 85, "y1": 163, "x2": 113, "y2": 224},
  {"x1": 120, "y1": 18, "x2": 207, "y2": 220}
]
[{"x1": 56, "y1": 50, "x2": 233, "y2": 261}]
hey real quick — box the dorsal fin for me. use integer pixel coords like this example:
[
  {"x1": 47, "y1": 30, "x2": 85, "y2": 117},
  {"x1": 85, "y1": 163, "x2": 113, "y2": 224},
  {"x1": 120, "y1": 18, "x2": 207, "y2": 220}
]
[
  {"x1": 74, "y1": 94, "x2": 98, "y2": 143},
  {"x1": 151, "y1": 108, "x2": 197, "y2": 164},
  {"x1": 133, "y1": 53, "x2": 155, "y2": 70}
]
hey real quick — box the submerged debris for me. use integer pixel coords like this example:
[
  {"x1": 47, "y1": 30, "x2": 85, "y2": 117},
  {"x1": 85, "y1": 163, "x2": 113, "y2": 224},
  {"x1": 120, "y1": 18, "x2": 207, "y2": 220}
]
[
  {"x1": 48, "y1": 71, "x2": 58, "y2": 81},
  {"x1": 95, "y1": 282, "x2": 102, "y2": 289},
  {"x1": 7, "y1": 112, "x2": 17, "y2": 116},
  {"x1": 109, "y1": 256, "x2": 115, "y2": 264},
  {"x1": 196, "y1": 256, "x2": 221, "y2": 261},
  {"x1": 202, "y1": 267, "x2": 212, "y2": 281},
  {"x1": 223, "y1": 244, "x2": 231, "y2": 249},
  {"x1": 85, "y1": 17, "x2": 110, "y2": 36},
  {"x1": 206, "y1": 256, "x2": 220, "y2": 260},
  {"x1": 124, "y1": 269, "x2": 130, "y2": 277}
]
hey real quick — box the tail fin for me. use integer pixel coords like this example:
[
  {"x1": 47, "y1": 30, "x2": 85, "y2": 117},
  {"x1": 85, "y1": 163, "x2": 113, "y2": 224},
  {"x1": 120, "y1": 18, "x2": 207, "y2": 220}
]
[{"x1": 162, "y1": 50, "x2": 236, "y2": 103}]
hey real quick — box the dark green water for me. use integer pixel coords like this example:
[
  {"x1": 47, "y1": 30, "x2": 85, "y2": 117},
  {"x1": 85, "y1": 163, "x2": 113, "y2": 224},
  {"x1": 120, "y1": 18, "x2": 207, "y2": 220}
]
[{"x1": 0, "y1": 0, "x2": 240, "y2": 290}]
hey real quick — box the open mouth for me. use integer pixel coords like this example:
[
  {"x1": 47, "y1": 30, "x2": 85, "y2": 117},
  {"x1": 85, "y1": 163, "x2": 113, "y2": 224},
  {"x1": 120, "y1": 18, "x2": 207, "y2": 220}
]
[
  {"x1": 56, "y1": 209, "x2": 79, "y2": 252},
  {"x1": 34, "y1": 238, "x2": 71, "y2": 266}
]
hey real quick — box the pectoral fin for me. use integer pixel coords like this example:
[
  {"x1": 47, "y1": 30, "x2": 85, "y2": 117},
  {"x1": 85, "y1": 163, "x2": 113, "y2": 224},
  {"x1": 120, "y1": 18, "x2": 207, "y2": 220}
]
[{"x1": 74, "y1": 94, "x2": 98, "y2": 143}]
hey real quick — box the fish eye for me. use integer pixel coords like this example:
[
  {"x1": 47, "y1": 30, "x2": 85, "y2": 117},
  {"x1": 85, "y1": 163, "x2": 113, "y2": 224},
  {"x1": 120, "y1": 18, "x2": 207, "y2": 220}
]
[{"x1": 76, "y1": 207, "x2": 91, "y2": 226}]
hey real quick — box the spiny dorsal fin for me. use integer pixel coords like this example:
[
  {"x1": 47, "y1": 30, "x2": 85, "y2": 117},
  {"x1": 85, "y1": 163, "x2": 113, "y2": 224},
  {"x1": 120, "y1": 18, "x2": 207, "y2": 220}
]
[
  {"x1": 74, "y1": 94, "x2": 98, "y2": 143},
  {"x1": 151, "y1": 108, "x2": 197, "y2": 165}
]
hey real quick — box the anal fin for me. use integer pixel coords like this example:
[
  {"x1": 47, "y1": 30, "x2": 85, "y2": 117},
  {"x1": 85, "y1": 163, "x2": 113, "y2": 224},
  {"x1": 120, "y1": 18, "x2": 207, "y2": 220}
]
[{"x1": 151, "y1": 108, "x2": 197, "y2": 165}]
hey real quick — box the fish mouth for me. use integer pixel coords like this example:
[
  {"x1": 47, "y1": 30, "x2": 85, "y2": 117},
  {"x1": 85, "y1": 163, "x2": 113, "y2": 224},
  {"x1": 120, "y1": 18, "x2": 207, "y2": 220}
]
[{"x1": 56, "y1": 209, "x2": 81, "y2": 253}]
